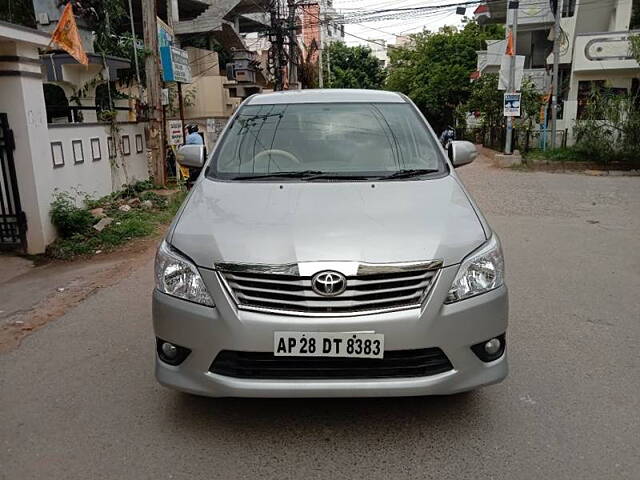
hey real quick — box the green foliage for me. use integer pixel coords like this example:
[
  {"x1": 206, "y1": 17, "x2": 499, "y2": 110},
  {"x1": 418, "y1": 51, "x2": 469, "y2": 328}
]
[
  {"x1": 518, "y1": 79, "x2": 545, "y2": 129},
  {"x1": 47, "y1": 188, "x2": 186, "y2": 260},
  {"x1": 573, "y1": 87, "x2": 640, "y2": 164},
  {"x1": 50, "y1": 191, "x2": 95, "y2": 238},
  {"x1": 631, "y1": 0, "x2": 640, "y2": 29},
  {"x1": 324, "y1": 42, "x2": 386, "y2": 90},
  {"x1": 386, "y1": 21, "x2": 505, "y2": 132},
  {"x1": 466, "y1": 73, "x2": 504, "y2": 130},
  {"x1": 466, "y1": 74, "x2": 543, "y2": 132},
  {"x1": 60, "y1": 0, "x2": 147, "y2": 84},
  {"x1": 526, "y1": 147, "x2": 583, "y2": 163},
  {"x1": 630, "y1": 34, "x2": 640, "y2": 64},
  {"x1": 0, "y1": 0, "x2": 36, "y2": 27}
]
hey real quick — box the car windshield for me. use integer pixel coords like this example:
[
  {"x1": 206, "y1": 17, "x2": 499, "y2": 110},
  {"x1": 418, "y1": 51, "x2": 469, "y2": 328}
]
[{"x1": 207, "y1": 102, "x2": 446, "y2": 180}]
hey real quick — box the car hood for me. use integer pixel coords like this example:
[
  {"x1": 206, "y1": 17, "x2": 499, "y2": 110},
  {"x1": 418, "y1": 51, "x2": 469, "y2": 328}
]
[{"x1": 170, "y1": 176, "x2": 486, "y2": 269}]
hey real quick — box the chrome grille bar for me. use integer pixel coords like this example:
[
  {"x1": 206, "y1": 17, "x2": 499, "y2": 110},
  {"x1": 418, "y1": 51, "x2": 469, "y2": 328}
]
[{"x1": 217, "y1": 261, "x2": 441, "y2": 316}]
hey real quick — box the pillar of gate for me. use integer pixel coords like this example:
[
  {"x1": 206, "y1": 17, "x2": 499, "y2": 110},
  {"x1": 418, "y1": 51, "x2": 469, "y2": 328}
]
[{"x1": 0, "y1": 22, "x2": 54, "y2": 253}]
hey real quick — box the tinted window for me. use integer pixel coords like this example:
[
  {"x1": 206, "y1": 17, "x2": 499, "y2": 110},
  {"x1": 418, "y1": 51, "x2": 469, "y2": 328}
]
[{"x1": 208, "y1": 103, "x2": 445, "y2": 180}]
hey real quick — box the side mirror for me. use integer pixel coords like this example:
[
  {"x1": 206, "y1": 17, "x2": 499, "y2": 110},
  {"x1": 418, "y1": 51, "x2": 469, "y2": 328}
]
[
  {"x1": 176, "y1": 145, "x2": 205, "y2": 168},
  {"x1": 448, "y1": 141, "x2": 477, "y2": 168}
]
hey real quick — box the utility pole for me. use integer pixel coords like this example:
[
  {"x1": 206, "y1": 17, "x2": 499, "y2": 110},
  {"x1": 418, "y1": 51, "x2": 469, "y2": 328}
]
[
  {"x1": 326, "y1": 46, "x2": 331, "y2": 86},
  {"x1": 287, "y1": 0, "x2": 298, "y2": 89},
  {"x1": 142, "y1": 0, "x2": 166, "y2": 185},
  {"x1": 269, "y1": 3, "x2": 285, "y2": 91},
  {"x1": 127, "y1": 0, "x2": 141, "y2": 98},
  {"x1": 318, "y1": 48, "x2": 323, "y2": 88},
  {"x1": 504, "y1": 1, "x2": 519, "y2": 155},
  {"x1": 550, "y1": 0, "x2": 563, "y2": 149}
]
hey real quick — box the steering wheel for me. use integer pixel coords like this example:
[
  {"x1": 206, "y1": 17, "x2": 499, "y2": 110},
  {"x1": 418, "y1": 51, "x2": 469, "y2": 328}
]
[{"x1": 253, "y1": 149, "x2": 301, "y2": 168}]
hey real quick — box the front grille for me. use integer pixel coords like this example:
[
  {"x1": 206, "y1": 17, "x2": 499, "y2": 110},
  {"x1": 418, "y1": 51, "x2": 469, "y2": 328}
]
[
  {"x1": 218, "y1": 267, "x2": 439, "y2": 315},
  {"x1": 209, "y1": 348, "x2": 453, "y2": 379}
]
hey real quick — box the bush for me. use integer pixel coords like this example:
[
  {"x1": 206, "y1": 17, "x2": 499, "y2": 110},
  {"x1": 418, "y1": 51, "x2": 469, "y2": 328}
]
[
  {"x1": 573, "y1": 88, "x2": 640, "y2": 164},
  {"x1": 50, "y1": 191, "x2": 95, "y2": 238}
]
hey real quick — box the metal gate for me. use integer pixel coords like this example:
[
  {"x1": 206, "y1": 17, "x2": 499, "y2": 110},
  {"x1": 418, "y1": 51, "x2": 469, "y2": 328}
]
[{"x1": 0, "y1": 113, "x2": 27, "y2": 250}]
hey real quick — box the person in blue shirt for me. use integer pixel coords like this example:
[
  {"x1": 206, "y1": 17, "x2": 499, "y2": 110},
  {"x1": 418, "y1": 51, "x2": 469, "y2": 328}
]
[{"x1": 185, "y1": 124, "x2": 204, "y2": 145}]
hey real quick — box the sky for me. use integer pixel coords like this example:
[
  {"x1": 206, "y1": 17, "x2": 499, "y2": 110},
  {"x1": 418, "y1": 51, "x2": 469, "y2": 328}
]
[{"x1": 332, "y1": 0, "x2": 473, "y2": 47}]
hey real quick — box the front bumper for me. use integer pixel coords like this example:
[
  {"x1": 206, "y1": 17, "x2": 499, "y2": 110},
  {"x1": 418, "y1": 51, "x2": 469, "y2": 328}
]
[{"x1": 152, "y1": 265, "x2": 508, "y2": 397}]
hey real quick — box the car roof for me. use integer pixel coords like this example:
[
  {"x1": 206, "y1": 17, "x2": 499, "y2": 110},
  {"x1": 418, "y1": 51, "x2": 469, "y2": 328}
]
[{"x1": 246, "y1": 89, "x2": 407, "y2": 105}]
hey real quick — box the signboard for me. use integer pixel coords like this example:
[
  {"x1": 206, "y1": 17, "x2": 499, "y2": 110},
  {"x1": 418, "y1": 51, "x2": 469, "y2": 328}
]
[
  {"x1": 161, "y1": 46, "x2": 192, "y2": 83},
  {"x1": 167, "y1": 120, "x2": 184, "y2": 145},
  {"x1": 161, "y1": 88, "x2": 169, "y2": 106},
  {"x1": 157, "y1": 17, "x2": 173, "y2": 51},
  {"x1": 498, "y1": 55, "x2": 525, "y2": 90},
  {"x1": 504, "y1": 93, "x2": 521, "y2": 117}
]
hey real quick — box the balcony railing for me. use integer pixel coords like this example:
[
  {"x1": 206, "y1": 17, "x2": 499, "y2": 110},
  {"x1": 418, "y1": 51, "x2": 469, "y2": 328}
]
[{"x1": 573, "y1": 30, "x2": 640, "y2": 72}]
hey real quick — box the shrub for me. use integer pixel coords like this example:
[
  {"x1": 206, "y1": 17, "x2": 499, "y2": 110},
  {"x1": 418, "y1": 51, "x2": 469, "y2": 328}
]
[
  {"x1": 573, "y1": 88, "x2": 640, "y2": 164},
  {"x1": 50, "y1": 191, "x2": 94, "y2": 238}
]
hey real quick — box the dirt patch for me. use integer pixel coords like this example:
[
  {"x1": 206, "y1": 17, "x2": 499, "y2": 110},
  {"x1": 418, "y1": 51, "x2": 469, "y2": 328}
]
[{"x1": 0, "y1": 232, "x2": 162, "y2": 354}]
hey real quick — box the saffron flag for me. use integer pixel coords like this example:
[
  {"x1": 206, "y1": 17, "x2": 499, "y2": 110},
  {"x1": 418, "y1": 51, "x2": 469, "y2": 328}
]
[
  {"x1": 50, "y1": 3, "x2": 88, "y2": 65},
  {"x1": 505, "y1": 29, "x2": 515, "y2": 56}
]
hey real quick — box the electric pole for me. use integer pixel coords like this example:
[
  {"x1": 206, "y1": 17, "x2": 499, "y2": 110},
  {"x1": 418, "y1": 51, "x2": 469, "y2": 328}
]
[
  {"x1": 550, "y1": 0, "x2": 563, "y2": 149},
  {"x1": 504, "y1": 1, "x2": 519, "y2": 155},
  {"x1": 318, "y1": 48, "x2": 323, "y2": 88},
  {"x1": 326, "y1": 46, "x2": 331, "y2": 86},
  {"x1": 288, "y1": 0, "x2": 298, "y2": 89},
  {"x1": 142, "y1": 0, "x2": 166, "y2": 184}
]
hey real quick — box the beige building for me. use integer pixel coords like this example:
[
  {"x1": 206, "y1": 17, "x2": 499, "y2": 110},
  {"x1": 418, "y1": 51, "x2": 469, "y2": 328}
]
[{"x1": 477, "y1": 0, "x2": 640, "y2": 145}]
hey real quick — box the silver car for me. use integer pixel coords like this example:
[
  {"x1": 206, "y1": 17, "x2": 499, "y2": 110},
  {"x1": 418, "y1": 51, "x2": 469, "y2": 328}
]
[{"x1": 153, "y1": 89, "x2": 508, "y2": 397}]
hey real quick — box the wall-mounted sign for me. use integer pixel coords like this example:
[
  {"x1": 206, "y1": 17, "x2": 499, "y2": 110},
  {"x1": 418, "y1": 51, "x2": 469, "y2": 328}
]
[
  {"x1": 167, "y1": 120, "x2": 184, "y2": 145},
  {"x1": 504, "y1": 93, "x2": 521, "y2": 117},
  {"x1": 160, "y1": 46, "x2": 192, "y2": 83}
]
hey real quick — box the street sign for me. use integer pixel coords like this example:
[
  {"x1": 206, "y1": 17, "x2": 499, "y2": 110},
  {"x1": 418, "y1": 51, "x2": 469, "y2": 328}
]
[
  {"x1": 160, "y1": 46, "x2": 192, "y2": 83},
  {"x1": 504, "y1": 93, "x2": 521, "y2": 117},
  {"x1": 498, "y1": 55, "x2": 525, "y2": 90},
  {"x1": 167, "y1": 120, "x2": 184, "y2": 145}
]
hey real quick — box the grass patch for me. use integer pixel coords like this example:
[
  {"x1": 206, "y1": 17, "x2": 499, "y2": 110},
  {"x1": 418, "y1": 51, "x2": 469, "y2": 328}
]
[
  {"x1": 509, "y1": 163, "x2": 531, "y2": 172},
  {"x1": 46, "y1": 188, "x2": 186, "y2": 260},
  {"x1": 525, "y1": 147, "x2": 584, "y2": 163}
]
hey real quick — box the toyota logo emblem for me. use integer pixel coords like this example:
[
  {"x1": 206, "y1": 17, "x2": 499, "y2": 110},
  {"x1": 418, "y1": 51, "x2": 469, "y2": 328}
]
[{"x1": 311, "y1": 270, "x2": 347, "y2": 296}]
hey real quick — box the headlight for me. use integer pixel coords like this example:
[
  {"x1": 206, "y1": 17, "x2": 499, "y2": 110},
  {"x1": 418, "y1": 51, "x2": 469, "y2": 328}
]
[
  {"x1": 446, "y1": 234, "x2": 505, "y2": 303},
  {"x1": 155, "y1": 241, "x2": 214, "y2": 307}
]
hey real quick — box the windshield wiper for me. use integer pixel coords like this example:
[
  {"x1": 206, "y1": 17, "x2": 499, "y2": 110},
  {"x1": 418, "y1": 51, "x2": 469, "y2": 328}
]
[
  {"x1": 304, "y1": 173, "x2": 377, "y2": 181},
  {"x1": 231, "y1": 170, "x2": 323, "y2": 180},
  {"x1": 378, "y1": 169, "x2": 440, "y2": 180}
]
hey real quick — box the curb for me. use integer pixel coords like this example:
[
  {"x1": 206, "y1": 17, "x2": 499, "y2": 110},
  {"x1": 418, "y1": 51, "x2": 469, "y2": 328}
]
[{"x1": 584, "y1": 169, "x2": 640, "y2": 177}]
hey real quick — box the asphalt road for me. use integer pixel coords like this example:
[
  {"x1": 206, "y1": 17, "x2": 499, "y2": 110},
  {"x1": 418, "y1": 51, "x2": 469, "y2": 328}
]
[{"x1": 1, "y1": 156, "x2": 639, "y2": 479}]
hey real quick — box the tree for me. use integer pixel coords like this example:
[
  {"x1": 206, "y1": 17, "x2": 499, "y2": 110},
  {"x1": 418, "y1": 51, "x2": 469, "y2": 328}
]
[
  {"x1": 573, "y1": 87, "x2": 640, "y2": 164},
  {"x1": 386, "y1": 21, "x2": 504, "y2": 132},
  {"x1": 0, "y1": 0, "x2": 36, "y2": 27},
  {"x1": 466, "y1": 73, "x2": 504, "y2": 130},
  {"x1": 323, "y1": 42, "x2": 386, "y2": 90},
  {"x1": 466, "y1": 73, "x2": 543, "y2": 148}
]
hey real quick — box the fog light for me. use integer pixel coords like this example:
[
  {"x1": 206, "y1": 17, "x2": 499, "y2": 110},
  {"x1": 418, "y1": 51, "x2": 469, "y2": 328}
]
[
  {"x1": 484, "y1": 338, "x2": 502, "y2": 355},
  {"x1": 156, "y1": 338, "x2": 191, "y2": 366},
  {"x1": 161, "y1": 342, "x2": 178, "y2": 359},
  {"x1": 471, "y1": 333, "x2": 506, "y2": 362}
]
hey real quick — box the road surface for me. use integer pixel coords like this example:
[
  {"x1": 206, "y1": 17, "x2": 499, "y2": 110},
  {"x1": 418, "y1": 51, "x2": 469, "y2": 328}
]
[{"x1": 1, "y1": 155, "x2": 639, "y2": 479}]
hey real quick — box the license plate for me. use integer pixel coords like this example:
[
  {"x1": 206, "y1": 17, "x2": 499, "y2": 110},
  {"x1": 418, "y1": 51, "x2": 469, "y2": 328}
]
[{"x1": 274, "y1": 332, "x2": 384, "y2": 359}]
